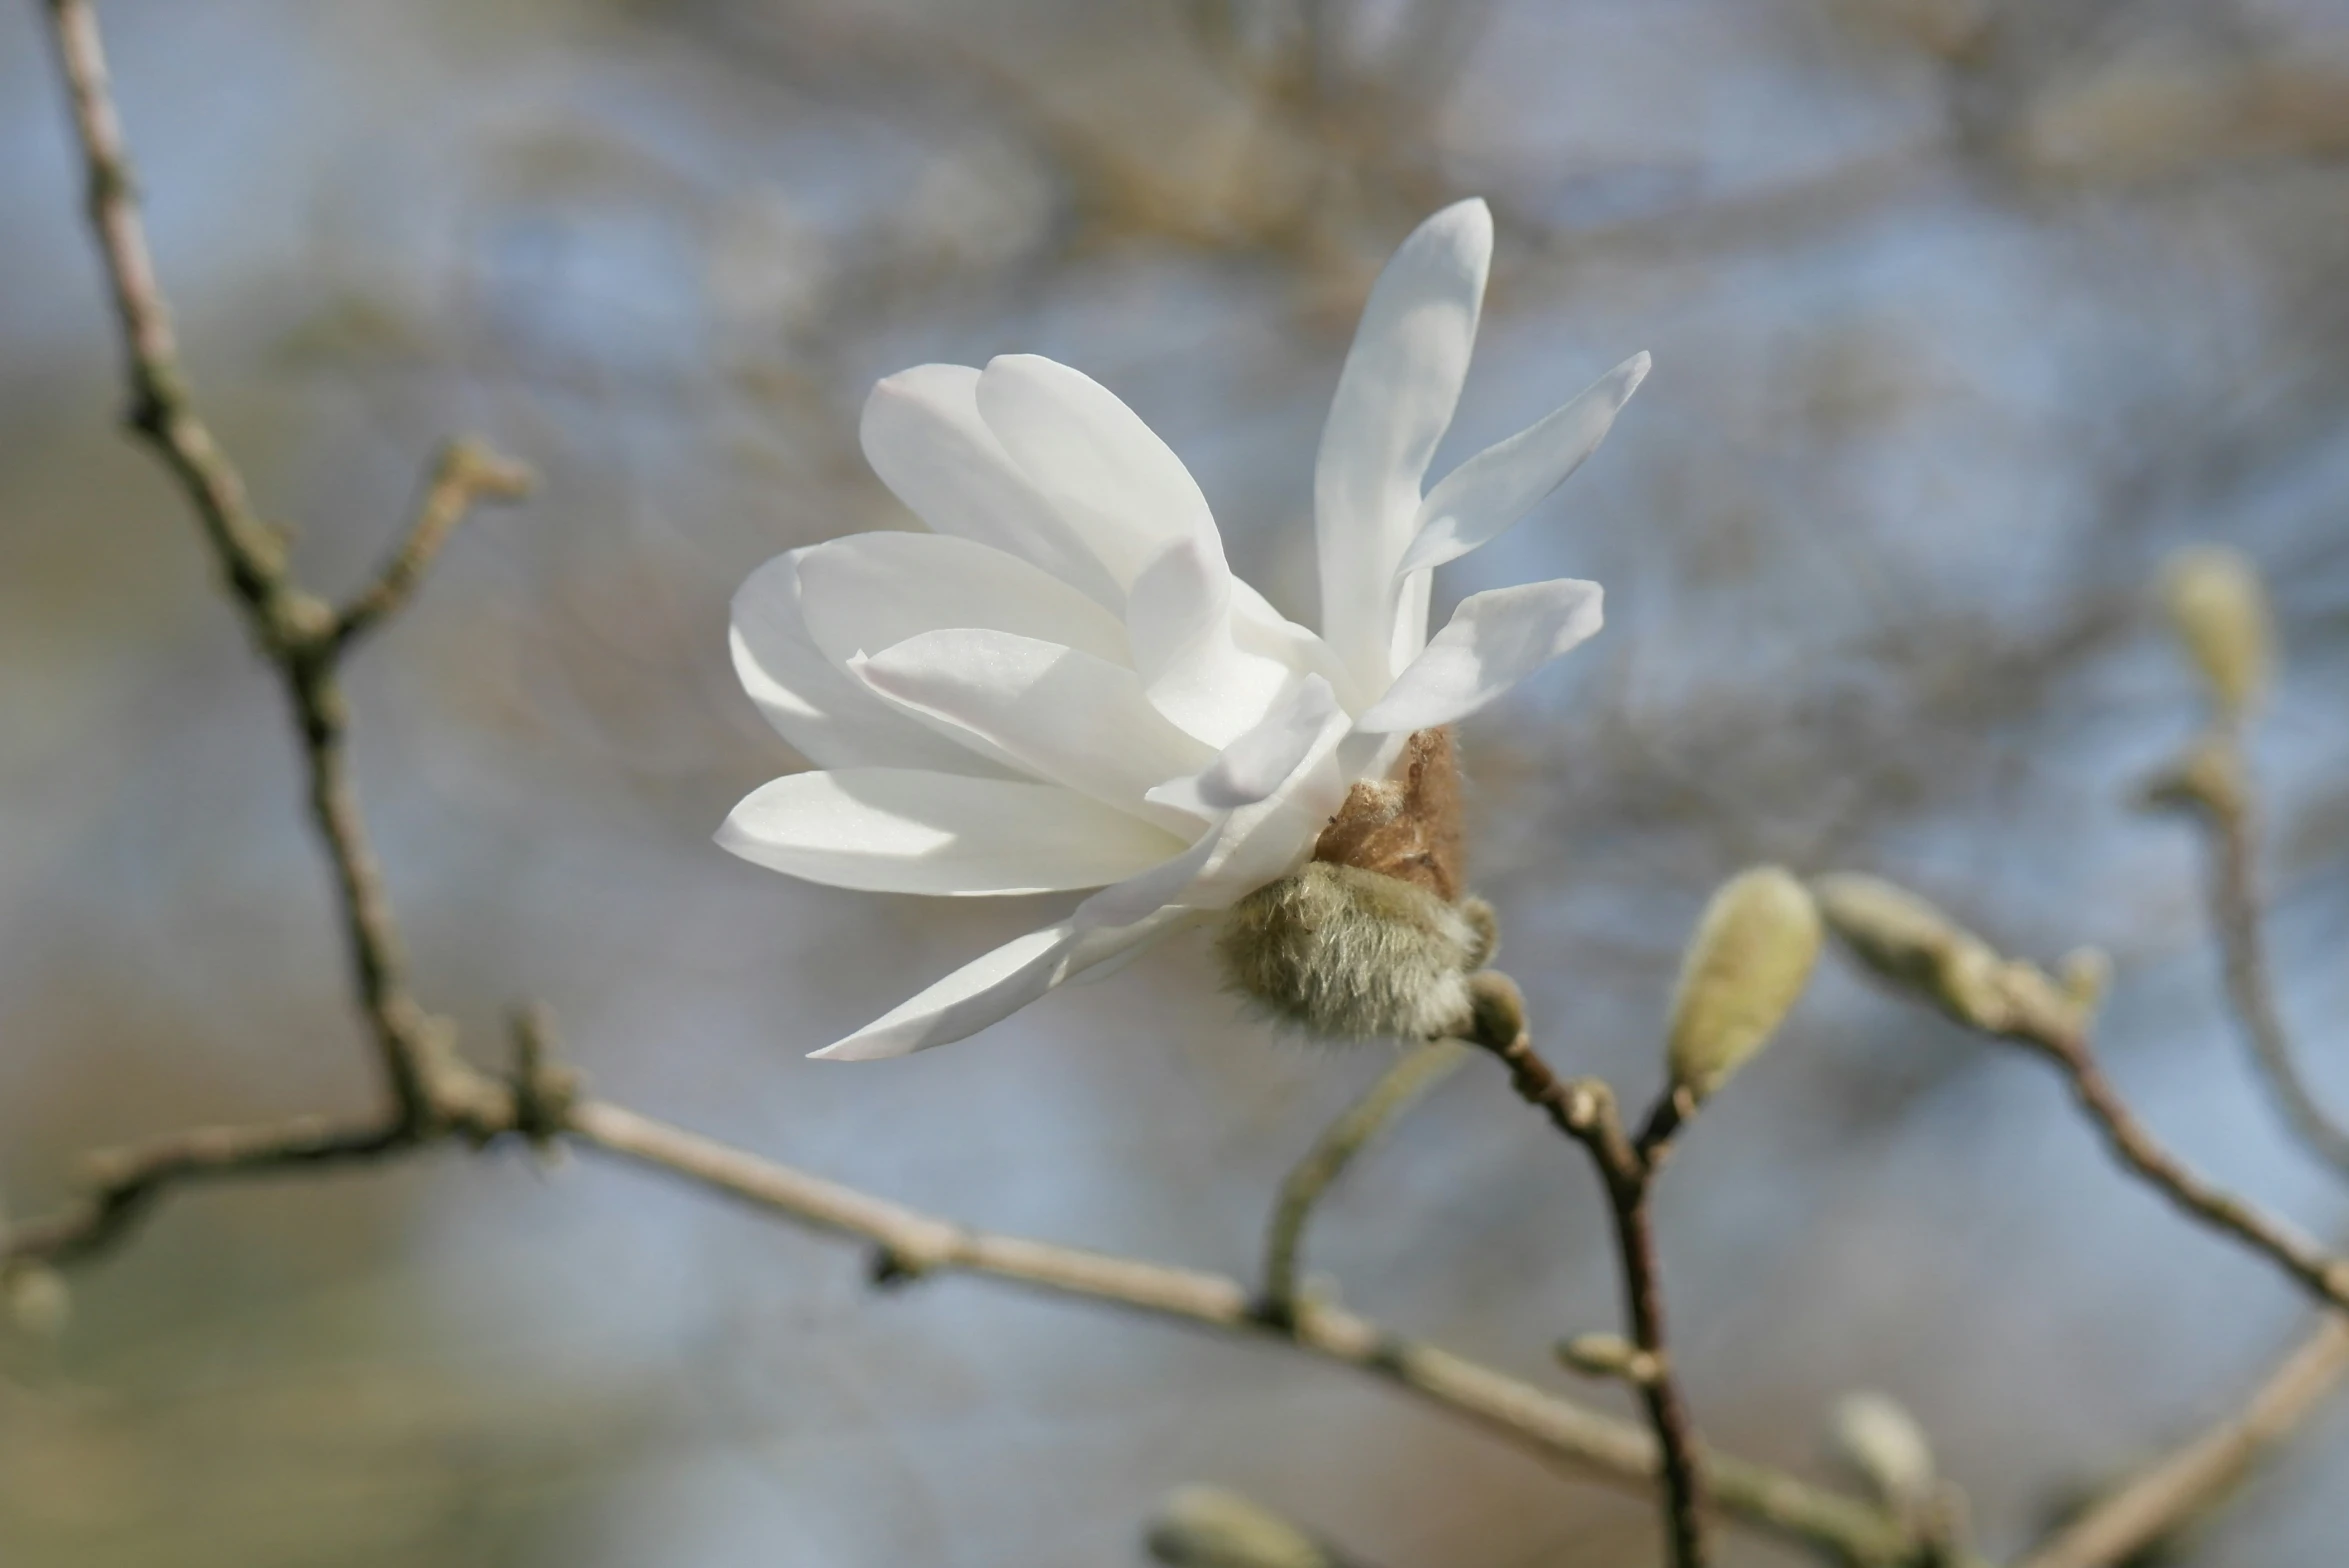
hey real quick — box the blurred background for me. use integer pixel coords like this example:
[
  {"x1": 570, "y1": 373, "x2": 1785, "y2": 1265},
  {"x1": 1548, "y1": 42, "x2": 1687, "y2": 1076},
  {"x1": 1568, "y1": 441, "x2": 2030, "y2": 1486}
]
[{"x1": 3, "y1": 0, "x2": 2348, "y2": 1563}]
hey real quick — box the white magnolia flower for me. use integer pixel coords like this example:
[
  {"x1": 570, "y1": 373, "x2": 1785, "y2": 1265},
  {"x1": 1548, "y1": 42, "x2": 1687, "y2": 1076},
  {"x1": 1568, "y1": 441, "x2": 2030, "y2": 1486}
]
[{"x1": 721, "y1": 198, "x2": 1646, "y2": 1059}]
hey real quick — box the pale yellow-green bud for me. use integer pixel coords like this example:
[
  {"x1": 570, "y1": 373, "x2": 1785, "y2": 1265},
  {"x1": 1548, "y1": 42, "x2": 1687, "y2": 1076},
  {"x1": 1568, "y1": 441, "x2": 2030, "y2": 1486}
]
[
  {"x1": 3, "y1": 1263, "x2": 70, "y2": 1341},
  {"x1": 1812, "y1": 874, "x2": 2086, "y2": 1041},
  {"x1": 1145, "y1": 1486, "x2": 1333, "y2": 1568},
  {"x1": 1813, "y1": 874, "x2": 2006, "y2": 1026},
  {"x1": 1665, "y1": 866, "x2": 1821, "y2": 1102},
  {"x1": 2059, "y1": 946, "x2": 2113, "y2": 1012},
  {"x1": 2162, "y1": 545, "x2": 2272, "y2": 719},
  {"x1": 1556, "y1": 1331, "x2": 1661, "y2": 1383},
  {"x1": 1828, "y1": 1391, "x2": 1936, "y2": 1508}
]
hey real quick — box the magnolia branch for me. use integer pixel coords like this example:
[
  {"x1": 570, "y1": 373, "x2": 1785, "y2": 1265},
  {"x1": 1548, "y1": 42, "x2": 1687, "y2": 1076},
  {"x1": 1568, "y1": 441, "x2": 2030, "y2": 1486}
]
[
  {"x1": 2007, "y1": 1006, "x2": 2349, "y2": 1313},
  {"x1": 2154, "y1": 736, "x2": 2349, "y2": 1179},
  {"x1": 1471, "y1": 999, "x2": 1712, "y2": 1568}
]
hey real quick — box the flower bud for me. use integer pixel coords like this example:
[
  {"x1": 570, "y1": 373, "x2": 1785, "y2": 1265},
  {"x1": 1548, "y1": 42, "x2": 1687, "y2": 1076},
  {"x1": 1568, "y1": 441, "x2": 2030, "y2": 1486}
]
[
  {"x1": 1813, "y1": 874, "x2": 2084, "y2": 1041},
  {"x1": 1828, "y1": 1391, "x2": 1937, "y2": 1508},
  {"x1": 3, "y1": 1263, "x2": 70, "y2": 1341},
  {"x1": 1665, "y1": 866, "x2": 1821, "y2": 1103},
  {"x1": 1145, "y1": 1486, "x2": 1334, "y2": 1568},
  {"x1": 1813, "y1": 874, "x2": 2005, "y2": 1025},
  {"x1": 1556, "y1": 1331, "x2": 1661, "y2": 1383},
  {"x1": 2162, "y1": 545, "x2": 2272, "y2": 718},
  {"x1": 1217, "y1": 863, "x2": 1489, "y2": 1042}
]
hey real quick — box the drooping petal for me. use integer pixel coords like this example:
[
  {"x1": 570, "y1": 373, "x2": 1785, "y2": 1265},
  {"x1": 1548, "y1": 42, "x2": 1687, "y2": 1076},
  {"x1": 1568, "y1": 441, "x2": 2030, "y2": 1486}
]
[
  {"x1": 975, "y1": 354, "x2": 1220, "y2": 591},
  {"x1": 1397, "y1": 352, "x2": 1649, "y2": 576},
  {"x1": 852, "y1": 628, "x2": 1214, "y2": 824},
  {"x1": 810, "y1": 921, "x2": 1076, "y2": 1060},
  {"x1": 1315, "y1": 198, "x2": 1493, "y2": 693},
  {"x1": 1354, "y1": 579, "x2": 1604, "y2": 734},
  {"x1": 809, "y1": 907, "x2": 1190, "y2": 1060},
  {"x1": 717, "y1": 768, "x2": 1187, "y2": 895},
  {"x1": 859, "y1": 364, "x2": 1124, "y2": 608},
  {"x1": 730, "y1": 551, "x2": 1013, "y2": 775},
  {"x1": 1125, "y1": 534, "x2": 1294, "y2": 747}
]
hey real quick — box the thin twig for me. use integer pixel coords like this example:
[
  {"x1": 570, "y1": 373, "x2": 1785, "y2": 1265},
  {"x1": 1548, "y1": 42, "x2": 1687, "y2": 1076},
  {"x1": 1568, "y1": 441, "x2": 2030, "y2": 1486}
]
[
  {"x1": 2170, "y1": 736, "x2": 2349, "y2": 1179},
  {"x1": 2013, "y1": 1312, "x2": 2349, "y2": 1568},
  {"x1": 1473, "y1": 1019, "x2": 1713, "y2": 1568},
  {"x1": 41, "y1": 0, "x2": 281, "y2": 599},
  {"x1": 2032, "y1": 1027, "x2": 2349, "y2": 1312},
  {"x1": 334, "y1": 439, "x2": 535, "y2": 651},
  {"x1": 1262, "y1": 1042, "x2": 1464, "y2": 1319},
  {"x1": 42, "y1": 0, "x2": 517, "y2": 1132},
  {"x1": 0, "y1": 1113, "x2": 413, "y2": 1267}
]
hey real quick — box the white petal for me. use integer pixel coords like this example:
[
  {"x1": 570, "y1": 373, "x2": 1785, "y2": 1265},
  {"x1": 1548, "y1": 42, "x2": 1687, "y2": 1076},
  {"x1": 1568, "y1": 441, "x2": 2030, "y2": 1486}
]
[
  {"x1": 730, "y1": 551, "x2": 1011, "y2": 775},
  {"x1": 717, "y1": 768, "x2": 1187, "y2": 895},
  {"x1": 976, "y1": 354, "x2": 1219, "y2": 590},
  {"x1": 796, "y1": 531, "x2": 1128, "y2": 668},
  {"x1": 810, "y1": 921, "x2": 1077, "y2": 1061},
  {"x1": 1315, "y1": 198, "x2": 1492, "y2": 693},
  {"x1": 1125, "y1": 534, "x2": 1299, "y2": 748},
  {"x1": 1354, "y1": 579, "x2": 1604, "y2": 734},
  {"x1": 853, "y1": 628, "x2": 1214, "y2": 824},
  {"x1": 1171, "y1": 711, "x2": 1355, "y2": 910},
  {"x1": 1143, "y1": 674, "x2": 1342, "y2": 817},
  {"x1": 1397, "y1": 352, "x2": 1649, "y2": 576},
  {"x1": 1136, "y1": 682, "x2": 1356, "y2": 913},
  {"x1": 860, "y1": 365, "x2": 1124, "y2": 608},
  {"x1": 811, "y1": 906, "x2": 1190, "y2": 1060}
]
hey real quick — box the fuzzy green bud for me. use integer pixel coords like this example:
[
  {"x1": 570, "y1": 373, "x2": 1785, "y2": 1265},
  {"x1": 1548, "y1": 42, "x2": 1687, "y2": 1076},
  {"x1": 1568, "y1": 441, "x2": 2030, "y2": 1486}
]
[
  {"x1": 1828, "y1": 1391, "x2": 1937, "y2": 1508},
  {"x1": 1217, "y1": 863, "x2": 1492, "y2": 1042},
  {"x1": 1145, "y1": 1486, "x2": 1334, "y2": 1568},
  {"x1": 1665, "y1": 866, "x2": 1821, "y2": 1102},
  {"x1": 2163, "y1": 546, "x2": 2272, "y2": 718}
]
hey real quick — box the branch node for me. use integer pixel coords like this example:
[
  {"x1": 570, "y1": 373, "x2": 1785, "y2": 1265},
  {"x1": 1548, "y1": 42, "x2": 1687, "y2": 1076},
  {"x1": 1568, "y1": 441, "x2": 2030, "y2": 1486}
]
[{"x1": 507, "y1": 1004, "x2": 579, "y2": 1152}]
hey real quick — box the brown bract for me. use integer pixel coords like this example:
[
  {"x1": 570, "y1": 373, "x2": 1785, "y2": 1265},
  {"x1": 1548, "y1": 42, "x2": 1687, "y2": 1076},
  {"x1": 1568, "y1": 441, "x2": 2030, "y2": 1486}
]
[{"x1": 1310, "y1": 726, "x2": 1465, "y2": 901}]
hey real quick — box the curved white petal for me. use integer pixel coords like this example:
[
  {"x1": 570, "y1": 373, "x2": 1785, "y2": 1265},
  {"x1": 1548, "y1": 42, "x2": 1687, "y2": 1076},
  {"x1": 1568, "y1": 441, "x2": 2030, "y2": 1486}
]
[
  {"x1": 810, "y1": 921, "x2": 1077, "y2": 1061},
  {"x1": 1397, "y1": 352, "x2": 1649, "y2": 576},
  {"x1": 730, "y1": 551, "x2": 1012, "y2": 775},
  {"x1": 853, "y1": 629, "x2": 1214, "y2": 824},
  {"x1": 976, "y1": 354, "x2": 1219, "y2": 590},
  {"x1": 796, "y1": 531, "x2": 1129, "y2": 668},
  {"x1": 1134, "y1": 678, "x2": 1355, "y2": 913},
  {"x1": 1170, "y1": 711, "x2": 1354, "y2": 910},
  {"x1": 860, "y1": 365, "x2": 1124, "y2": 608},
  {"x1": 718, "y1": 768, "x2": 1186, "y2": 895},
  {"x1": 1355, "y1": 579, "x2": 1604, "y2": 734},
  {"x1": 1143, "y1": 674, "x2": 1342, "y2": 818},
  {"x1": 1229, "y1": 579, "x2": 1368, "y2": 713},
  {"x1": 810, "y1": 905, "x2": 1189, "y2": 1060},
  {"x1": 1315, "y1": 198, "x2": 1492, "y2": 694},
  {"x1": 1126, "y1": 534, "x2": 1295, "y2": 747}
]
